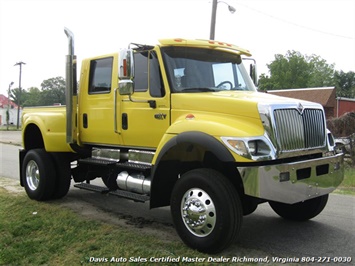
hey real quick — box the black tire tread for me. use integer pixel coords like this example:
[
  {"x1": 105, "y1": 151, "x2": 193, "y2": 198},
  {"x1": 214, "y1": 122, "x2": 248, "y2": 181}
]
[{"x1": 269, "y1": 194, "x2": 329, "y2": 221}]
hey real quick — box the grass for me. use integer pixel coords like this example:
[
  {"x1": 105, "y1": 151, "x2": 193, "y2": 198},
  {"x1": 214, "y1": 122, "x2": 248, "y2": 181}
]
[
  {"x1": 335, "y1": 165, "x2": 355, "y2": 195},
  {"x1": 0, "y1": 125, "x2": 21, "y2": 131},
  {"x1": 0, "y1": 166, "x2": 353, "y2": 265},
  {"x1": 0, "y1": 188, "x2": 256, "y2": 266}
]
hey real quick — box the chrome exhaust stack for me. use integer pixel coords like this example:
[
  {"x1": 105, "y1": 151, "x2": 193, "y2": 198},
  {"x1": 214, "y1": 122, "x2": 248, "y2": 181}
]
[
  {"x1": 64, "y1": 27, "x2": 77, "y2": 144},
  {"x1": 116, "y1": 171, "x2": 151, "y2": 195}
]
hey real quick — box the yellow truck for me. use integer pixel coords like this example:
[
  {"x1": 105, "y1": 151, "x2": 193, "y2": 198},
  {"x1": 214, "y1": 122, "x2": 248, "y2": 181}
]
[{"x1": 19, "y1": 28, "x2": 344, "y2": 253}]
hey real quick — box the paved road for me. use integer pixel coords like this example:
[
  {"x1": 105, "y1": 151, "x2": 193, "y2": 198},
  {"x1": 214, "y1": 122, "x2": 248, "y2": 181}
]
[{"x1": 1, "y1": 131, "x2": 354, "y2": 262}]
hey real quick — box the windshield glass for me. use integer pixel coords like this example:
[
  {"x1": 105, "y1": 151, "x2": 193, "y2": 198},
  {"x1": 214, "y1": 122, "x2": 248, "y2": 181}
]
[{"x1": 161, "y1": 47, "x2": 256, "y2": 93}]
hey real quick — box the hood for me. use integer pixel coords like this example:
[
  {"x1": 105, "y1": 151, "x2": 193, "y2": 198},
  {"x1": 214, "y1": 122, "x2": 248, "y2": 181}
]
[{"x1": 171, "y1": 90, "x2": 314, "y2": 119}]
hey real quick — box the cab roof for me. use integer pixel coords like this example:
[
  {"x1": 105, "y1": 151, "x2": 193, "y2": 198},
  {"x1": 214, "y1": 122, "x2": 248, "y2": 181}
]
[{"x1": 158, "y1": 38, "x2": 252, "y2": 57}]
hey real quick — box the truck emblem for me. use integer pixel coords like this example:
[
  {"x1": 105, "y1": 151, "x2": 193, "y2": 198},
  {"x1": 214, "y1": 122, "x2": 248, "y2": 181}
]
[
  {"x1": 297, "y1": 102, "x2": 304, "y2": 114},
  {"x1": 154, "y1": 113, "x2": 167, "y2": 120}
]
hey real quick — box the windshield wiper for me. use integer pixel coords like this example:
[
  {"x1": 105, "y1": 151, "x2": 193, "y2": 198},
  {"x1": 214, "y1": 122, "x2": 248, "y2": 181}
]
[{"x1": 181, "y1": 88, "x2": 216, "y2": 92}]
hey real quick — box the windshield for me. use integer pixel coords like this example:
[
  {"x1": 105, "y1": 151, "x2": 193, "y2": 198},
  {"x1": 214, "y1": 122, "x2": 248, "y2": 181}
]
[{"x1": 161, "y1": 47, "x2": 256, "y2": 93}]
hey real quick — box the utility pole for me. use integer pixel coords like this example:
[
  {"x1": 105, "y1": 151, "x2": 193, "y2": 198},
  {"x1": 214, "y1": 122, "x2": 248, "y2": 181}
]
[
  {"x1": 210, "y1": 0, "x2": 218, "y2": 40},
  {"x1": 7, "y1": 81, "x2": 14, "y2": 130},
  {"x1": 209, "y1": 0, "x2": 236, "y2": 40},
  {"x1": 14, "y1": 61, "x2": 26, "y2": 129}
]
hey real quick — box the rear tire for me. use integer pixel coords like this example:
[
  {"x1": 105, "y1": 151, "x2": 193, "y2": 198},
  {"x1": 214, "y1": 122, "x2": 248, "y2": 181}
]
[
  {"x1": 22, "y1": 149, "x2": 56, "y2": 201},
  {"x1": 170, "y1": 168, "x2": 242, "y2": 253},
  {"x1": 269, "y1": 194, "x2": 329, "y2": 221}
]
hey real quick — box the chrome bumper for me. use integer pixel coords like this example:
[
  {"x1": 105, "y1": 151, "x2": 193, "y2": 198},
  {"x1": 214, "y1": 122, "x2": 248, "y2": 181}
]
[{"x1": 238, "y1": 153, "x2": 344, "y2": 204}]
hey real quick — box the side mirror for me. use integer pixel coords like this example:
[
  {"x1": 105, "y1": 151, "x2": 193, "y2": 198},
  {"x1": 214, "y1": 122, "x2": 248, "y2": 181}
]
[
  {"x1": 118, "y1": 48, "x2": 134, "y2": 95},
  {"x1": 243, "y1": 57, "x2": 258, "y2": 87},
  {"x1": 119, "y1": 80, "x2": 134, "y2": 95},
  {"x1": 250, "y1": 64, "x2": 258, "y2": 87},
  {"x1": 119, "y1": 48, "x2": 134, "y2": 79}
]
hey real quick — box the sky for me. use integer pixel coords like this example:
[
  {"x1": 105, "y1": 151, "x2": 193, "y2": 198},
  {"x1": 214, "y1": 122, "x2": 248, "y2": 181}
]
[{"x1": 0, "y1": 0, "x2": 354, "y2": 96}]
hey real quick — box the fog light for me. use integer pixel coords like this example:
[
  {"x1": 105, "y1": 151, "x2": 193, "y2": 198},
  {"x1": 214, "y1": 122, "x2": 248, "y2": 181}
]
[
  {"x1": 279, "y1": 172, "x2": 290, "y2": 182},
  {"x1": 248, "y1": 140, "x2": 257, "y2": 155}
]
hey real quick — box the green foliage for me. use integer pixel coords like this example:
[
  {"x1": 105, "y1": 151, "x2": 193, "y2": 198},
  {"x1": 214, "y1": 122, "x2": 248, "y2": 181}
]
[
  {"x1": 307, "y1": 54, "x2": 335, "y2": 87},
  {"x1": 40, "y1": 76, "x2": 66, "y2": 105},
  {"x1": 335, "y1": 70, "x2": 355, "y2": 98},
  {"x1": 23, "y1": 87, "x2": 41, "y2": 107},
  {"x1": 10, "y1": 87, "x2": 28, "y2": 106},
  {"x1": 11, "y1": 77, "x2": 66, "y2": 107},
  {"x1": 258, "y1": 50, "x2": 335, "y2": 91}
]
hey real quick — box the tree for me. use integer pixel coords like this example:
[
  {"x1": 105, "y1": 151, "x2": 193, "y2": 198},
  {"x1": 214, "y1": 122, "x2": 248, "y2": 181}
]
[
  {"x1": 335, "y1": 70, "x2": 355, "y2": 98},
  {"x1": 10, "y1": 87, "x2": 28, "y2": 106},
  {"x1": 23, "y1": 87, "x2": 42, "y2": 107},
  {"x1": 40, "y1": 77, "x2": 66, "y2": 105},
  {"x1": 307, "y1": 54, "x2": 335, "y2": 87},
  {"x1": 258, "y1": 50, "x2": 335, "y2": 91}
]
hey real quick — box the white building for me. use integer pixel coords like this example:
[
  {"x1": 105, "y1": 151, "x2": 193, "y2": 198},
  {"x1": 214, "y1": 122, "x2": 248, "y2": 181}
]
[{"x1": 0, "y1": 94, "x2": 22, "y2": 126}]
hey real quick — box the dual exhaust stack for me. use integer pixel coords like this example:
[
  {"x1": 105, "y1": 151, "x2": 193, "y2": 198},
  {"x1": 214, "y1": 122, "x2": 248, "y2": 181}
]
[{"x1": 64, "y1": 27, "x2": 77, "y2": 144}]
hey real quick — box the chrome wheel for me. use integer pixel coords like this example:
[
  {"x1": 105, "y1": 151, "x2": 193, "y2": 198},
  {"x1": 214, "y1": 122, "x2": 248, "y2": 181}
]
[
  {"x1": 26, "y1": 160, "x2": 40, "y2": 191},
  {"x1": 22, "y1": 149, "x2": 56, "y2": 201},
  {"x1": 181, "y1": 188, "x2": 216, "y2": 237},
  {"x1": 171, "y1": 168, "x2": 243, "y2": 253}
]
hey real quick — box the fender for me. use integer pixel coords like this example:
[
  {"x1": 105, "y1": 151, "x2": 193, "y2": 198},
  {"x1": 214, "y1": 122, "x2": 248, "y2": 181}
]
[
  {"x1": 150, "y1": 131, "x2": 235, "y2": 208},
  {"x1": 22, "y1": 107, "x2": 72, "y2": 152},
  {"x1": 153, "y1": 131, "x2": 235, "y2": 167}
]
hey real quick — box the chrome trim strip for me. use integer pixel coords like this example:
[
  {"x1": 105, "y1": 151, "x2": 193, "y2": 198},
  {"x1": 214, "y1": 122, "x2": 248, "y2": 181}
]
[
  {"x1": 129, "y1": 149, "x2": 155, "y2": 165},
  {"x1": 92, "y1": 148, "x2": 120, "y2": 162},
  {"x1": 114, "y1": 88, "x2": 120, "y2": 134}
]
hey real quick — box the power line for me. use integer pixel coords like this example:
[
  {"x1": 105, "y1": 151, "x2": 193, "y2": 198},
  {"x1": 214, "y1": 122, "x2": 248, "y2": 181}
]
[{"x1": 234, "y1": 1, "x2": 354, "y2": 40}]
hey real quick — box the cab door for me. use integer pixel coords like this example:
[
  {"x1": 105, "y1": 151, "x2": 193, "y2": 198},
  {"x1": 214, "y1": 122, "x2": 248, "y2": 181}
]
[
  {"x1": 119, "y1": 50, "x2": 170, "y2": 148},
  {"x1": 78, "y1": 54, "x2": 123, "y2": 146}
]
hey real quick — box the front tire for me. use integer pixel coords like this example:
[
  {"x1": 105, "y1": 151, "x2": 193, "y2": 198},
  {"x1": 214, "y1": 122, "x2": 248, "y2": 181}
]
[
  {"x1": 170, "y1": 168, "x2": 242, "y2": 253},
  {"x1": 22, "y1": 149, "x2": 56, "y2": 201},
  {"x1": 269, "y1": 194, "x2": 329, "y2": 221}
]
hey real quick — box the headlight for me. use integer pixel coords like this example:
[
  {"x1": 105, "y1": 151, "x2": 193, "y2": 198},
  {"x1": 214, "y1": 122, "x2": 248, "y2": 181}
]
[
  {"x1": 222, "y1": 136, "x2": 275, "y2": 160},
  {"x1": 224, "y1": 139, "x2": 249, "y2": 157}
]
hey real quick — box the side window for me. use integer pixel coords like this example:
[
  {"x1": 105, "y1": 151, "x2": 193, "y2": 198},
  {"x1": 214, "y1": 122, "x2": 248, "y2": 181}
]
[
  {"x1": 134, "y1": 51, "x2": 164, "y2": 97},
  {"x1": 134, "y1": 52, "x2": 148, "y2": 92},
  {"x1": 235, "y1": 65, "x2": 247, "y2": 89},
  {"x1": 89, "y1": 57, "x2": 113, "y2": 94},
  {"x1": 149, "y1": 52, "x2": 164, "y2": 97}
]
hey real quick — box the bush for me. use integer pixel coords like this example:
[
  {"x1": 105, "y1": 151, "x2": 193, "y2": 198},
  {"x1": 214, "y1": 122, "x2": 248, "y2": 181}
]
[{"x1": 327, "y1": 112, "x2": 355, "y2": 137}]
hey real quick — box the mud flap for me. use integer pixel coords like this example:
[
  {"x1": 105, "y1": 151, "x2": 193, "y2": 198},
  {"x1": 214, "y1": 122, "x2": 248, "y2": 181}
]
[{"x1": 19, "y1": 149, "x2": 27, "y2": 187}]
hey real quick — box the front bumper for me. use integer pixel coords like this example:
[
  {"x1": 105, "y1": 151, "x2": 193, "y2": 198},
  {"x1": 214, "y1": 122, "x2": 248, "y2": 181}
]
[{"x1": 238, "y1": 153, "x2": 344, "y2": 204}]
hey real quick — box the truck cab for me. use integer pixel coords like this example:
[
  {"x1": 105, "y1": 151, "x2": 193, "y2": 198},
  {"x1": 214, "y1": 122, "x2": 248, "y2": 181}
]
[{"x1": 19, "y1": 29, "x2": 344, "y2": 254}]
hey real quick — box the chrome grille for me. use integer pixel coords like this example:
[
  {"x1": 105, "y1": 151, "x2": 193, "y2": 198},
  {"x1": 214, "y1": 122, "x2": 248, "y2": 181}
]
[{"x1": 273, "y1": 109, "x2": 325, "y2": 151}]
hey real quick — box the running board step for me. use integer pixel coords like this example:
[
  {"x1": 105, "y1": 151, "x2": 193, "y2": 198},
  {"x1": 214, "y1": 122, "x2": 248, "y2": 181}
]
[
  {"x1": 74, "y1": 183, "x2": 109, "y2": 193},
  {"x1": 79, "y1": 158, "x2": 117, "y2": 166},
  {"x1": 78, "y1": 159, "x2": 151, "y2": 171},
  {"x1": 73, "y1": 183, "x2": 150, "y2": 203},
  {"x1": 117, "y1": 162, "x2": 151, "y2": 171},
  {"x1": 109, "y1": 190, "x2": 150, "y2": 203}
]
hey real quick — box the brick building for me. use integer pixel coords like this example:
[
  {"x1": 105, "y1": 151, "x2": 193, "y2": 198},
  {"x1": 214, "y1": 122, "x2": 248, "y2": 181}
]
[{"x1": 267, "y1": 87, "x2": 355, "y2": 119}]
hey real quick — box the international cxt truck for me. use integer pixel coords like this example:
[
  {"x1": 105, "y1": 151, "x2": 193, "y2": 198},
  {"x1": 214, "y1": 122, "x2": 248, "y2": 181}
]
[{"x1": 19, "y1": 28, "x2": 344, "y2": 253}]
